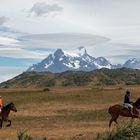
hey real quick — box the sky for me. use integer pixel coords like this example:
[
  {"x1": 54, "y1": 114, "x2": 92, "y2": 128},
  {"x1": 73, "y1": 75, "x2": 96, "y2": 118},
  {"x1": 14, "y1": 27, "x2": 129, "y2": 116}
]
[{"x1": 0, "y1": 0, "x2": 140, "y2": 82}]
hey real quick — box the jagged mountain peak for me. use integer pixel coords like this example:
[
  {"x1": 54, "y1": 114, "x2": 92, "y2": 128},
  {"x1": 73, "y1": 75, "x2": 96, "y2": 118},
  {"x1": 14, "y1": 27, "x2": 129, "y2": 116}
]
[
  {"x1": 54, "y1": 49, "x2": 64, "y2": 57},
  {"x1": 27, "y1": 47, "x2": 113, "y2": 73},
  {"x1": 127, "y1": 58, "x2": 140, "y2": 63},
  {"x1": 123, "y1": 58, "x2": 140, "y2": 69},
  {"x1": 78, "y1": 46, "x2": 87, "y2": 56}
]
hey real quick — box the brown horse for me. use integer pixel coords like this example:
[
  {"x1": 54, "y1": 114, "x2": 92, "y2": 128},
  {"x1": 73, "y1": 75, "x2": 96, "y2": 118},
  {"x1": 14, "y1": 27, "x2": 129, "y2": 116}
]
[
  {"x1": 108, "y1": 97, "x2": 140, "y2": 127},
  {"x1": 0, "y1": 102, "x2": 17, "y2": 128}
]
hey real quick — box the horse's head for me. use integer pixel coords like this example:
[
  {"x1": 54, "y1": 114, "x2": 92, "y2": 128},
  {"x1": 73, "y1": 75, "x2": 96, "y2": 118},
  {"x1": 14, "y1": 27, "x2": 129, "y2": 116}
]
[{"x1": 9, "y1": 102, "x2": 17, "y2": 112}]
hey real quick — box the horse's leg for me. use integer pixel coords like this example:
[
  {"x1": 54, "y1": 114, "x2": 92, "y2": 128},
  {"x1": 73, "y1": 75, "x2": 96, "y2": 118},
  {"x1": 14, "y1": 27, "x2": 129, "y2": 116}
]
[
  {"x1": 109, "y1": 116, "x2": 114, "y2": 128},
  {"x1": 109, "y1": 115, "x2": 119, "y2": 128},
  {"x1": 6, "y1": 120, "x2": 11, "y2": 127},
  {"x1": 114, "y1": 115, "x2": 119, "y2": 125},
  {"x1": 0, "y1": 119, "x2": 3, "y2": 128}
]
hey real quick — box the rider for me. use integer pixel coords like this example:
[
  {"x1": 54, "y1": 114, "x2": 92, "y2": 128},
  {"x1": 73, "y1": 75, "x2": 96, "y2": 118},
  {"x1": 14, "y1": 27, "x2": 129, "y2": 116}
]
[
  {"x1": 0, "y1": 96, "x2": 3, "y2": 112},
  {"x1": 124, "y1": 90, "x2": 134, "y2": 116}
]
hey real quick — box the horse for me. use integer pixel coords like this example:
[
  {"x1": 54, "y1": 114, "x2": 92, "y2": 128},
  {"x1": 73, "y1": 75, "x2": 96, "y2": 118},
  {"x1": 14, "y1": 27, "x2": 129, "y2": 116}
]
[
  {"x1": 108, "y1": 97, "x2": 140, "y2": 127},
  {"x1": 0, "y1": 102, "x2": 17, "y2": 128}
]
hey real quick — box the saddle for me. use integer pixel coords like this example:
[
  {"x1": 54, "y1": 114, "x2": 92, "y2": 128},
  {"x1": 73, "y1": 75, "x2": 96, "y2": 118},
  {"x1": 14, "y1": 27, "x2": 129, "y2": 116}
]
[
  {"x1": 123, "y1": 105, "x2": 128, "y2": 109},
  {"x1": 122, "y1": 105, "x2": 139, "y2": 117}
]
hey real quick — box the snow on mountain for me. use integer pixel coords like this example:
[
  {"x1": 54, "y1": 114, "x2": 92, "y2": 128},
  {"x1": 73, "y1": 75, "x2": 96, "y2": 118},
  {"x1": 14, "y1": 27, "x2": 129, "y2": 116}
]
[
  {"x1": 94, "y1": 57, "x2": 112, "y2": 69},
  {"x1": 27, "y1": 47, "x2": 113, "y2": 73},
  {"x1": 123, "y1": 58, "x2": 140, "y2": 69}
]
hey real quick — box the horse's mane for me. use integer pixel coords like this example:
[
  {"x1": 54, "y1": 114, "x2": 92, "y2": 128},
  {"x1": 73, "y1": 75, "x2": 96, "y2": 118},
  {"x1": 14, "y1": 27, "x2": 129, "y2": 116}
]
[{"x1": 2, "y1": 102, "x2": 13, "y2": 111}]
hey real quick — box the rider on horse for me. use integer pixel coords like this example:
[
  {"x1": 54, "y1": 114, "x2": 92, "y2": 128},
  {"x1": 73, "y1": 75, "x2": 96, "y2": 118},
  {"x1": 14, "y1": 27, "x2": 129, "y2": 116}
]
[
  {"x1": 124, "y1": 90, "x2": 134, "y2": 115},
  {"x1": 109, "y1": 91, "x2": 140, "y2": 127},
  {"x1": 0, "y1": 96, "x2": 3, "y2": 112}
]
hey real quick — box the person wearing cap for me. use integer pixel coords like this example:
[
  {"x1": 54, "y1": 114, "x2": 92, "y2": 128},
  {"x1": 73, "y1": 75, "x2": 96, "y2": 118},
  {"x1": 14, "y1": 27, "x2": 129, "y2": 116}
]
[
  {"x1": 123, "y1": 90, "x2": 134, "y2": 116},
  {"x1": 0, "y1": 96, "x2": 3, "y2": 112}
]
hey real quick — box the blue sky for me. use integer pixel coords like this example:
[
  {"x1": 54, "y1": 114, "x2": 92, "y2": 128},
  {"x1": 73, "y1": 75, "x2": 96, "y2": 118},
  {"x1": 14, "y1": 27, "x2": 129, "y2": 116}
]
[
  {"x1": 0, "y1": 0, "x2": 140, "y2": 82},
  {"x1": 0, "y1": 57, "x2": 41, "y2": 67}
]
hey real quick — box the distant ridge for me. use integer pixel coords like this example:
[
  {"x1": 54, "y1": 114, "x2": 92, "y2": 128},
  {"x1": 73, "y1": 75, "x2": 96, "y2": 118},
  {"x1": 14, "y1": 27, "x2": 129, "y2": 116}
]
[{"x1": 1, "y1": 68, "x2": 140, "y2": 88}]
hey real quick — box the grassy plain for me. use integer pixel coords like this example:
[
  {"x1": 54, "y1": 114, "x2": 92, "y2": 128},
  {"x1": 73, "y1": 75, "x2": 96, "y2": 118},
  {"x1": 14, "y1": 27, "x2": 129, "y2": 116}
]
[{"x1": 0, "y1": 85, "x2": 140, "y2": 140}]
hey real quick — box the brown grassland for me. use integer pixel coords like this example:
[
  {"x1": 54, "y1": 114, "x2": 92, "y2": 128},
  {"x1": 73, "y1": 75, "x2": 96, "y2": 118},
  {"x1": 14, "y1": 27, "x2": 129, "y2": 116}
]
[{"x1": 0, "y1": 85, "x2": 140, "y2": 140}]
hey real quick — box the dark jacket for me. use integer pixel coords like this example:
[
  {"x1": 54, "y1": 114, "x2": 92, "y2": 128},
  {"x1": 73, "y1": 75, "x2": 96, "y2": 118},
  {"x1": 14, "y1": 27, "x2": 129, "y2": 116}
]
[{"x1": 124, "y1": 95, "x2": 131, "y2": 104}]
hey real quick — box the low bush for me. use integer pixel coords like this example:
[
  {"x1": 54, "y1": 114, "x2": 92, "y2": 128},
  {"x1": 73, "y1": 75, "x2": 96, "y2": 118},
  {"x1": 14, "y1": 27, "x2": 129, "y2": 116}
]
[
  {"x1": 95, "y1": 122, "x2": 140, "y2": 140},
  {"x1": 17, "y1": 130, "x2": 48, "y2": 140},
  {"x1": 43, "y1": 87, "x2": 50, "y2": 92},
  {"x1": 17, "y1": 130, "x2": 33, "y2": 140}
]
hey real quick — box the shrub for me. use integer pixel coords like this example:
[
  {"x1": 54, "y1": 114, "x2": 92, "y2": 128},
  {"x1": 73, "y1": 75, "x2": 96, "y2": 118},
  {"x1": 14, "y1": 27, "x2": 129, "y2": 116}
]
[
  {"x1": 17, "y1": 130, "x2": 33, "y2": 140},
  {"x1": 95, "y1": 122, "x2": 140, "y2": 140},
  {"x1": 45, "y1": 79, "x2": 55, "y2": 87},
  {"x1": 17, "y1": 130, "x2": 48, "y2": 140},
  {"x1": 43, "y1": 87, "x2": 50, "y2": 92},
  {"x1": 42, "y1": 137, "x2": 48, "y2": 140},
  {"x1": 70, "y1": 134, "x2": 83, "y2": 140}
]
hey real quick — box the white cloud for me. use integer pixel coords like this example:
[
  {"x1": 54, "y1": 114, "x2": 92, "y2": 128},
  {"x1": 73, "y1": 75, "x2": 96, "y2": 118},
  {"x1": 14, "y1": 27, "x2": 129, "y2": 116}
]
[
  {"x1": 19, "y1": 33, "x2": 110, "y2": 49},
  {"x1": 0, "y1": 36, "x2": 19, "y2": 46},
  {"x1": 29, "y1": 2, "x2": 63, "y2": 16},
  {"x1": 0, "y1": 16, "x2": 8, "y2": 25},
  {"x1": 15, "y1": 33, "x2": 140, "y2": 64},
  {"x1": 0, "y1": 47, "x2": 48, "y2": 59},
  {"x1": 0, "y1": 32, "x2": 139, "y2": 65}
]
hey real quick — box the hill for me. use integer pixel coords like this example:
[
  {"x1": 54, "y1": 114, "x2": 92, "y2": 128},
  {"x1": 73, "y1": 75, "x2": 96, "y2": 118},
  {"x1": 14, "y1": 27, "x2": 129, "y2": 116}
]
[{"x1": 1, "y1": 68, "x2": 140, "y2": 88}]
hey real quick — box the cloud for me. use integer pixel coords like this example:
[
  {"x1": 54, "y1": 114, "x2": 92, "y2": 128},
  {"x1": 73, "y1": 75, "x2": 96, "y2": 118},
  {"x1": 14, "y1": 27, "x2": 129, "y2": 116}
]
[
  {"x1": 19, "y1": 33, "x2": 110, "y2": 49},
  {"x1": 2, "y1": 33, "x2": 140, "y2": 65},
  {"x1": 18, "y1": 33, "x2": 140, "y2": 64},
  {"x1": 0, "y1": 16, "x2": 8, "y2": 25},
  {"x1": 0, "y1": 36, "x2": 19, "y2": 46},
  {"x1": 0, "y1": 47, "x2": 48, "y2": 59},
  {"x1": 29, "y1": 2, "x2": 63, "y2": 16}
]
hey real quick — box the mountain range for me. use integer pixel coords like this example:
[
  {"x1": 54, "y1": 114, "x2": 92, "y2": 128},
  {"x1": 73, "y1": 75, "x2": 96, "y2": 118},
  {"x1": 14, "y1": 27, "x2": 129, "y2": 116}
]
[{"x1": 27, "y1": 47, "x2": 140, "y2": 73}]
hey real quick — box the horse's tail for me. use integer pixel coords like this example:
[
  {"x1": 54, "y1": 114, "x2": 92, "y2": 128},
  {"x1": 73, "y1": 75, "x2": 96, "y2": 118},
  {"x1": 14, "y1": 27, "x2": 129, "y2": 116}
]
[{"x1": 108, "y1": 106, "x2": 112, "y2": 115}]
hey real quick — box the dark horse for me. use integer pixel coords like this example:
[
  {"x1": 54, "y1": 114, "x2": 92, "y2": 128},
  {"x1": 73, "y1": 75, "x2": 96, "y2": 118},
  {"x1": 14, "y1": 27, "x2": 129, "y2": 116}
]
[
  {"x1": 108, "y1": 97, "x2": 140, "y2": 127},
  {"x1": 0, "y1": 102, "x2": 17, "y2": 128}
]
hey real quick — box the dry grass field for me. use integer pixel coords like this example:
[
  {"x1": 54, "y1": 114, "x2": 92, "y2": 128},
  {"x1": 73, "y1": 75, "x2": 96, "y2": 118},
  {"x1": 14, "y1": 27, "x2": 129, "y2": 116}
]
[{"x1": 0, "y1": 85, "x2": 140, "y2": 140}]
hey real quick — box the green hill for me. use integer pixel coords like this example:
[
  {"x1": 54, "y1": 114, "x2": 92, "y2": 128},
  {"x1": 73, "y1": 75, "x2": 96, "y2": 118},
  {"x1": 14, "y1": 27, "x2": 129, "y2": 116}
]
[{"x1": 1, "y1": 68, "x2": 140, "y2": 88}]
